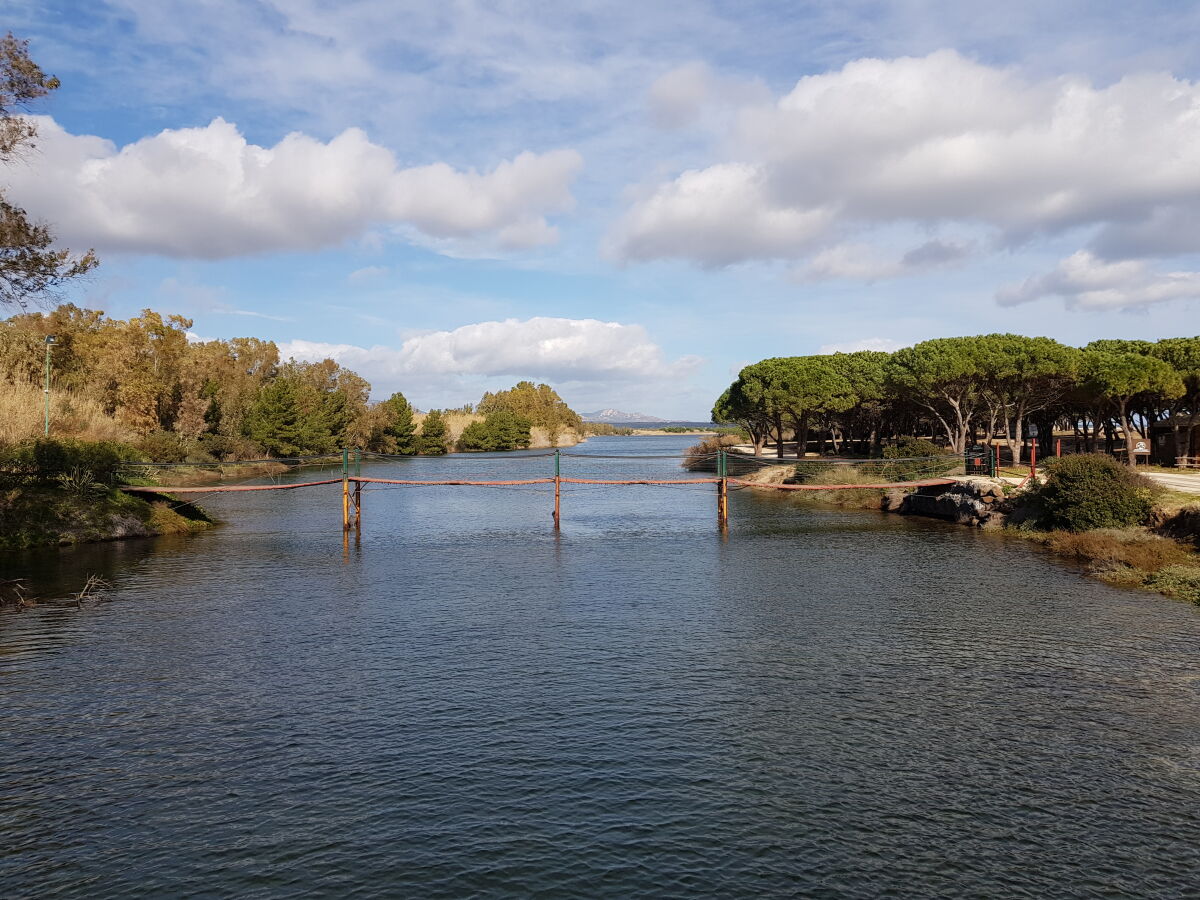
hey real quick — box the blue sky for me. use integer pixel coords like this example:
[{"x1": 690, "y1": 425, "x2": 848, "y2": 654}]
[{"x1": 6, "y1": 0, "x2": 1200, "y2": 417}]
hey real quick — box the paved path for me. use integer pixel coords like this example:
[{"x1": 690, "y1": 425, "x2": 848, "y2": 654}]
[{"x1": 1146, "y1": 472, "x2": 1200, "y2": 495}]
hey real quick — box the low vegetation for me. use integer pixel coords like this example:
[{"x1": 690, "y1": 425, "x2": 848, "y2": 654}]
[
  {"x1": 1025, "y1": 454, "x2": 1158, "y2": 531},
  {"x1": 1004, "y1": 454, "x2": 1200, "y2": 605}
]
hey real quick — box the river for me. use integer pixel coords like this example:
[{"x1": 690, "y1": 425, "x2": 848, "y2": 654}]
[{"x1": 2, "y1": 436, "x2": 1199, "y2": 897}]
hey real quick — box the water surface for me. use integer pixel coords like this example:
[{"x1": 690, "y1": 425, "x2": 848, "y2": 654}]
[{"x1": 3, "y1": 437, "x2": 1199, "y2": 897}]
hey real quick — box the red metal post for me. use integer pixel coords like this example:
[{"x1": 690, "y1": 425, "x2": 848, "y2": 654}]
[
  {"x1": 1030, "y1": 438, "x2": 1038, "y2": 478},
  {"x1": 1056, "y1": 438, "x2": 1062, "y2": 457}
]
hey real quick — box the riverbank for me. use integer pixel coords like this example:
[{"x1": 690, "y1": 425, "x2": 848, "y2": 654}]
[
  {"x1": 734, "y1": 460, "x2": 1200, "y2": 604},
  {"x1": 0, "y1": 486, "x2": 214, "y2": 551}
]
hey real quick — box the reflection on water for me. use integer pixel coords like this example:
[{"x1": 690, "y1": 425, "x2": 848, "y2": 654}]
[{"x1": 2, "y1": 437, "x2": 1199, "y2": 897}]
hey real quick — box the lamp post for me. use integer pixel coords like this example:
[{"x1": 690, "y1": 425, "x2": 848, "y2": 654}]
[{"x1": 43, "y1": 335, "x2": 56, "y2": 436}]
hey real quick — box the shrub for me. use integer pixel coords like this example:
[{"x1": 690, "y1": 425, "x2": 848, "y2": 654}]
[
  {"x1": 456, "y1": 410, "x2": 531, "y2": 452},
  {"x1": 136, "y1": 430, "x2": 189, "y2": 463},
  {"x1": 883, "y1": 436, "x2": 947, "y2": 459},
  {"x1": 0, "y1": 438, "x2": 139, "y2": 487},
  {"x1": 1032, "y1": 453, "x2": 1157, "y2": 532},
  {"x1": 1147, "y1": 566, "x2": 1200, "y2": 604},
  {"x1": 881, "y1": 436, "x2": 957, "y2": 481},
  {"x1": 683, "y1": 434, "x2": 742, "y2": 471}
]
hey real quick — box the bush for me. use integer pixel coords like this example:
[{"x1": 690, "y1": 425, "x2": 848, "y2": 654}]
[
  {"x1": 0, "y1": 438, "x2": 139, "y2": 487},
  {"x1": 136, "y1": 430, "x2": 189, "y2": 463},
  {"x1": 456, "y1": 411, "x2": 532, "y2": 452},
  {"x1": 683, "y1": 434, "x2": 743, "y2": 471},
  {"x1": 1032, "y1": 453, "x2": 1157, "y2": 532},
  {"x1": 883, "y1": 436, "x2": 948, "y2": 459},
  {"x1": 880, "y1": 436, "x2": 957, "y2": 481}
]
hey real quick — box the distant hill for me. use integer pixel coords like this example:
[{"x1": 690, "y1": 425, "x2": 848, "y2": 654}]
[{"x1": 582, "y1": 408, "x2": 666, "y2": 423}]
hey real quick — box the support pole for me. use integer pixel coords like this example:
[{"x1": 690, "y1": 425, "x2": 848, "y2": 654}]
[
  {"x1": 342, "y1": 447, "x2": 350, "y2": 532},
  {"x1": 1056, "y1": 438, "x2": 1062, "y2": 457},
  {"x1": 1030, "y1": 438, "x2": 1038, "y2": 479},
  {"x1": 995, "y1": 443, "x2": 1001, "y2": 475},
  {"x1": 354, "y1": 480, "x2": 362, "y2": 531},
  {"x1": 43, "y1": 339, "x2": 52, "y2": 437},
  {"x1": 717, "y1": 450, "x2": 729, "y2": 531},
  {"x1": 553, "y1": 449, "x2": 561, "y2": 530}
]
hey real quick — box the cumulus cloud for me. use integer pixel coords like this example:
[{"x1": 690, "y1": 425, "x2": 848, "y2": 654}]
[
  {"x1": 277, "y1": 316, "x2": 701, "y2": 382},
  {"x1": 612, "y1": 50, "x2": 1200, "y2": 287},
  {"x1": 610, "y1": 163, "x2": 834, "y2": 266},
  {"x1": 996, "y1": 252, "x2": 1200, "y2": 310},
  {"x1": 4, "y1": 117, "x2": 582, "y2": 258},
  {"x1": 818, "y1": 338, "x2": 908, "y2": 354}
]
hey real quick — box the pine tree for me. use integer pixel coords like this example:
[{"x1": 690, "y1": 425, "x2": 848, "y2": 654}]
[
  {"x1": 243, "y1": 379, "x2": 304, "y2": 456},
  {"x1": 416, "y1": 409, "x2": 448, "y2": 455},
  {"x1": 381, "y1": 392, "x2": 416, "y2": 453}
]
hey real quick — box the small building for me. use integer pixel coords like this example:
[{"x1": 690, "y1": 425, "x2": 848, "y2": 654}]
[{"x1": 1150, "y1": 414, "x2": 1200, "y2": 467}]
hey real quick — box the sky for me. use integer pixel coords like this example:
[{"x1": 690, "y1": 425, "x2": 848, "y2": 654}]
[{"x1": 4, "y1": 0, "x2": 1200, "y2": 418}]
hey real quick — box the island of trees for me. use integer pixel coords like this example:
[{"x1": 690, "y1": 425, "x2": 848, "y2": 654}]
[
  {"x1": 0, "y1": 305, "x2": 587, "y2": 460},
  {"x1": 714, "y1": 335, "x2": 1200, "y2": 466}
]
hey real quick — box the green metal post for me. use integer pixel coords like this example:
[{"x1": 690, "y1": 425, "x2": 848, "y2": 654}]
[
  {"x1": 43, "y1": 341, "x2": 52, "y2": 436},
  {"x1": 342, "y1": 447, "x2": 349, "y2": 477},
  {"x1": 355, "y1": 447, "x2": 361, "y2": 476},
  {"x1": 555, "y1": 449, "x2": 561, "y2": 478}
]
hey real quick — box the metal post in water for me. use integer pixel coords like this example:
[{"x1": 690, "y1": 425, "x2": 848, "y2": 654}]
[
  {"x1": 718, "y1": 450, "x2": 729, "y2": 531},
  {"x1": 553, "y1": 449, "x2": 561, "y2": 530},
  {"x1": 342, "y1": 447, "x2": 351, "y2": 532}
]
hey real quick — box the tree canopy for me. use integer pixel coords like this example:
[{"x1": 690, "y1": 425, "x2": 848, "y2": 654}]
[{"x1": 716, "y1": 333, "x2": 1200, "y2": 466}]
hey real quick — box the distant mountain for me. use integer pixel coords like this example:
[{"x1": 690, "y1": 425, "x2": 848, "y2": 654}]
[{"x1": 582, "y1": 408, "x2": 666, "y2": 423}]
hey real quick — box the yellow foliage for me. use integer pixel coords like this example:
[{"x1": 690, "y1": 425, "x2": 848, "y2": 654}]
[{"x1": 0, "y1": 381, "x2": 134, "y2": 443}]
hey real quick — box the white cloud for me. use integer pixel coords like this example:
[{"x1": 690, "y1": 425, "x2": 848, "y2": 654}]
[
  {"x1": 277, "y1": 316, "x2": 701, "y2": 382},
  {"x1": 5, "y1": 117, "x2": 582, "y2": 259},
  {"x1": 612, "y1": 50, "x2": 1200, "y2": 273},
  {"x1": 609, "y1": 163, "x2": 834, "y2": 266},
  {"x1": 800, "y1": 239, "x2": 971, "y2": 281},
  {"x1": 818, "y1": 338, "x2": 908, "y2": 354},
  {"x1": 997, "y1": 251, "x2": 1200, "y2": 310}
]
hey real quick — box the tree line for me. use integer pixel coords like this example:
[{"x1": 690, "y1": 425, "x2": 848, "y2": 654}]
[
  {"x1": 713, "y1": 334, "x2": 1200, "y2": 465},
  {"x1": 0, "y1": 305, "x2": 582, "y2": 460}
]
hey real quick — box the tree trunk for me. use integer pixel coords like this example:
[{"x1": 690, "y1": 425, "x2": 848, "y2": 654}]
[
  {"x1": 773, "y1": 413, "x2": 784, "y2": 459},
  {"x1": 1119, "y1": 401, "x2": 1138, "y2": 467}
]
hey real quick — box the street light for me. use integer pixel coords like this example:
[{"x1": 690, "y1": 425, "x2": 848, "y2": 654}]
[{"x1": 43, "y1": 335, "x2": 56, "y2": 437}]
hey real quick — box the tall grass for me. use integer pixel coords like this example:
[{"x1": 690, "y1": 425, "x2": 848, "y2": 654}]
[{"x1": 0, "y1": 381, "x2": 134, "y2": 443}]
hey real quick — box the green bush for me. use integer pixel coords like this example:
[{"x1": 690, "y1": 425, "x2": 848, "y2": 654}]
[
  {"x1": 456, "y1": 411, "x2": 532, "y2": 452},
  {"x1": 0, "y1": 438, "x2": 139, "y2": 487},
  {"x1": 136, "y1": 430, "x2": 189, "y2": 463},
  {"x1": 883, "y1": 436, "x2": 948, "y2": 459},
  {"x1": 1032, "y1": 453, "x2": 1157, "y2": 531},
  {"x1": 1146, "y1": 566, "x2": 1200, "y2": 604},
  {"x1": 881, "y1": 436, "x2": 957, "y2": 481}
]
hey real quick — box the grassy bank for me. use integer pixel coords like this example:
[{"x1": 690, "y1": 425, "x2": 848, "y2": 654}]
[
  {"x1": 1017, "y1": 525, "x2": 1200, "y2": 604},
  {"x1": 0, "y1": 485, "x2": 214, "y2": 551}
]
